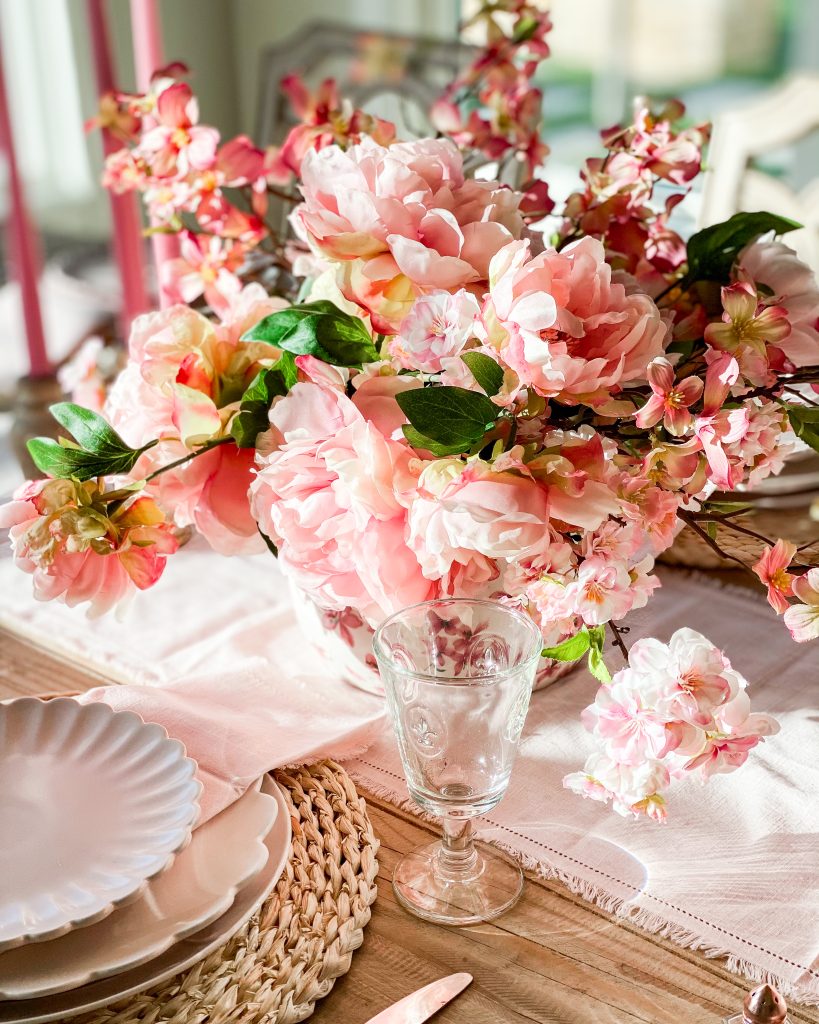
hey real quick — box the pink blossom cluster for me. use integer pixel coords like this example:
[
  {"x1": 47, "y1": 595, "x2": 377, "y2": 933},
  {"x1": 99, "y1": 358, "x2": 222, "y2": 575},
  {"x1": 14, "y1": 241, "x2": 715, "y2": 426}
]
[
  {"x1": 563, "y1": 629, "x2": 779, "y2": 821},
  {"x1": 560, "y1": 100, "x2": 709, "y2": 290},
  {"x1": 90, "y1": 66, "x2": 394, "y2": 313},
  {"x1": 431, "y1": 0, "x2": 553, "y2": 181}
]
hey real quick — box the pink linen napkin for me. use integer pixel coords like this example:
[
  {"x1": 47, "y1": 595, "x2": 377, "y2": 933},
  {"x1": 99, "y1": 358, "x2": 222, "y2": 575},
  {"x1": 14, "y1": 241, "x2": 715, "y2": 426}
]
[{"x1": 78, "y1": 657, "x2": 386, "y2": 825}]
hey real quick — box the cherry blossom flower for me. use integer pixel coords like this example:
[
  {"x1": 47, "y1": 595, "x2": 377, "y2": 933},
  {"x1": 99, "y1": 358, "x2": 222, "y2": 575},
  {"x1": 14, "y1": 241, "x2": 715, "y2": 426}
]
[
  {"x1": 704, "y1": 281, "x2": 791, "y2": 385},
  {"x1": 737, "y1": 240, "x2": 819, "y2": 371},
  {"x1": 160, "y1": 230, "x2": 245, "y2": 314},
  {"x1": 753, "y1": 539, "x2": 797, "y2": 615},
  {"x1": 137, "y1": 81, "x2": 219, "y2": 178},
  {"x1": 85, "y1": 91, "x2": 141, "y2": 142},
  {"x1": 566, "y1": 629, "x2": 777, "y2": 819},
  {"x1": 784, "y1": 568, "x2": 819, "y2": 642},
  {"x1": 563, "y1": 753, "x2": 671, "y2": 821},
  {"x1": 634, "y1": 357, "x2": 703, "y2": 435},
  {"x1": 389, "y1": 290, "x2": 480, "y2": 374},
  {"x1": 265, "y1": 75, "x2": 396, "y2": 183}
]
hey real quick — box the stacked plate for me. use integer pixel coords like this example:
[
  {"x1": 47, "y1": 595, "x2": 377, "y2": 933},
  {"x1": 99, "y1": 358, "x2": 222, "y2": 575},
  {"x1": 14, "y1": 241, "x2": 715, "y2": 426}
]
[{"x1": 0, "y1": 698, "x2": 291, "y2": 1023}]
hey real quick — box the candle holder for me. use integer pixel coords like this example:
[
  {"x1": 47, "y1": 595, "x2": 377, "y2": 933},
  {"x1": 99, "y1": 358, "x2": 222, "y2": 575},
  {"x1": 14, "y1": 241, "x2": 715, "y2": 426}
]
[{"x1": 9, "y1": 373, "x2": 64, "y2": 480}]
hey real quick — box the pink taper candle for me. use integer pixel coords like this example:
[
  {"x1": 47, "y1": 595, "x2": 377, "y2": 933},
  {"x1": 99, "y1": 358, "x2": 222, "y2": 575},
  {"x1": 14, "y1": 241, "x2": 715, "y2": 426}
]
[
  {"x1": 0, "y1": 33, "x2": 50, "y2": 377},
  {"x1": 87, "y1": 0, "x2": 149, "y2": 335},
  {"x1": 129, "y1": 0, "x2": 179, "y2": 307}
]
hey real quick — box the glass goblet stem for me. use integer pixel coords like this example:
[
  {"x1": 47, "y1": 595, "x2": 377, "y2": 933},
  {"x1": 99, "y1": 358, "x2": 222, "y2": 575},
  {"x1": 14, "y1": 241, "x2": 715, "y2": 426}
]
[{"x1": 438, "y1": 817, "x2": 479, "y2": 879}]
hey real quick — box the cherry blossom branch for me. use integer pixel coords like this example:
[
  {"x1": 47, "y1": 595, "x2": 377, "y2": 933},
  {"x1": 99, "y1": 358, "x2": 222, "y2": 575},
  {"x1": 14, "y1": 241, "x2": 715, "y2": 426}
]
[
  {"x1": 677, "y1": 509, "x2": 752, "y2": 571},
  {"x1": 608, "y1": 620, "x2": 630, "y2": 660}
]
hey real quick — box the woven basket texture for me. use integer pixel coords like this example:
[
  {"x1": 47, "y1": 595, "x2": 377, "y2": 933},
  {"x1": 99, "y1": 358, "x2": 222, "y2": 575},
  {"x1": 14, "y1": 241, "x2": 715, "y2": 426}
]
[{"x1": 73, "y1": 761, "x2": 379, "y2": 1024}]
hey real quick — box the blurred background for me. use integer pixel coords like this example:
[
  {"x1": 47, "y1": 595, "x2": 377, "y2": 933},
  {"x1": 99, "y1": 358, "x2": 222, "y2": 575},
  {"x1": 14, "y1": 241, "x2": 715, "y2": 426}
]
[{"x1": 1, "y1": 0, "x2": 818, "y2": 493}]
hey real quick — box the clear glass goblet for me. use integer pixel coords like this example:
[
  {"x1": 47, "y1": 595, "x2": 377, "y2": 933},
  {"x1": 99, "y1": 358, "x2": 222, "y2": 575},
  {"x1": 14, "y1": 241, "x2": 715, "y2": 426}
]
[{"x1": 373, "y1": 598, "x2": 542, "y2": 926}]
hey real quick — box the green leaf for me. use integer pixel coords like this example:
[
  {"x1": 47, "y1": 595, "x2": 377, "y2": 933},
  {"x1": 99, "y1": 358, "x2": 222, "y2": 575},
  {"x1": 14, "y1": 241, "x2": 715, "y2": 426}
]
[
  {"x1": 587, "y1": 645, "x2": 612, "y2": 684},
  {"x1": 257, "y1": 526, "x2": 278, "y2": 557},
  {"x1": 585, "y1": 625, "x2": 612, "y2": 683},
  {"x1": 460, "y1": 352, "x2": 504, "y2": 397},
  {"x1": 241, "y1": 300, "x2": 378, "y2": 366},
  {"x1": 686, "y1": 212, "x2": 801, "y2": 285},
  {"x1": 231, "y1": 352, "x2": 298, "y2": 449},
  {"x1": 26, "y1": 403, "x2": 156, "y2": 481},
  {"x1": 512, "y1": 14, "x2": 538, "y2": 42},
  {"x1": 401, "y1": 425, "x2": 475, "y2": 457},
  {"x1": 787, "y1": 406, "x2": 819, "y2": 454},
  {"x1": 26, "y1": 437, "x2": 154, "y2": 480},
  {"x1": 395, "y1": 386, "x2": 499, "y2": 454},
  {"x1": 542, "y1": 629, "x2": 591, "y2": 662},
  {"x1": 49, "y1": 403, "x2": 134, "y2": 457}
]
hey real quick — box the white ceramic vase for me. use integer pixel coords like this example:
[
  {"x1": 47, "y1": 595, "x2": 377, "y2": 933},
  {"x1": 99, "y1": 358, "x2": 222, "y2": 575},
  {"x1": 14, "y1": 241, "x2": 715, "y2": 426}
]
[{"x1": 288, "y1": 581, "x2": 574, "y2": 697}]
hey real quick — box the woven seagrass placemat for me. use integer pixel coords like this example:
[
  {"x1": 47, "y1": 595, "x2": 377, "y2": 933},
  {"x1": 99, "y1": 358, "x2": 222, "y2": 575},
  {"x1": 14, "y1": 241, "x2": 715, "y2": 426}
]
[{"x1": 74, "y1": 760, "x2": 379, "y2": 1024}]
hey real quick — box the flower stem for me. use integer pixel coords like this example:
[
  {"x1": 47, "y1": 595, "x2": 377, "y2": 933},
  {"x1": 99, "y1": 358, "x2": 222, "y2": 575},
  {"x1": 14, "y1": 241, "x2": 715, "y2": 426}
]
[{"x1": 144, "y1": 437, "x2": 234, "y2": 483}]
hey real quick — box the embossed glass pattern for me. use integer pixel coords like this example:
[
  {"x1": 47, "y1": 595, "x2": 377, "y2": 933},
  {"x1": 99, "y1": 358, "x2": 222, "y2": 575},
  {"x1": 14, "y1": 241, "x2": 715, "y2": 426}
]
[{"x1": 373, "y1": 599, "x2": 541, "y2": 925}]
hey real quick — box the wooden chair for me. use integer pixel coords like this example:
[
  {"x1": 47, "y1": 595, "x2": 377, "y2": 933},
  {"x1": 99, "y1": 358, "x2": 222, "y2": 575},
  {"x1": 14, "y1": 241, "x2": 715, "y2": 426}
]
[{"x1": 698, "y1": 73, "x2": 819, "y2": 272}]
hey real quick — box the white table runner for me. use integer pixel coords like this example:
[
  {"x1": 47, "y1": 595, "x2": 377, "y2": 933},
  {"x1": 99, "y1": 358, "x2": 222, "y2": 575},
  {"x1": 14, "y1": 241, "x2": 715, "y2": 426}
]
[{"x1": 1, "y1": 540, "x2": 817, "y2": 1005}]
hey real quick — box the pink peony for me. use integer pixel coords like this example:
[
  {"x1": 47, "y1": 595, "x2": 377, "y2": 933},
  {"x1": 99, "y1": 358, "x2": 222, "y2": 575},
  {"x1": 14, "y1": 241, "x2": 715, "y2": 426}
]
[
  {"x1": 250, "y1": 382, "x2": 431, "y2": 625},
  {"x1": 106, "y1": 288, "x2": 286, "y2": 554},
  {"x1": 0, "y1": 479, "x2": 178, "y2": 617},
  {"x1": 484, "y1": 238, "x2": 669, "y2": 406},
  {"x1": 294, "y1": 137, "x2": 523, "y2": 331},
  {"x1": 406, "y1": 456, "x2": 552, "y2": 584}
]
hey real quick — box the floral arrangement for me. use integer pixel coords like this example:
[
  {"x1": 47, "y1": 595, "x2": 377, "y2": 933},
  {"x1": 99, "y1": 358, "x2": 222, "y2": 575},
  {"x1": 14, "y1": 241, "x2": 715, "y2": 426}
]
[{"x1": 3, "y1": 3, "x2": 819, "y2": 822}]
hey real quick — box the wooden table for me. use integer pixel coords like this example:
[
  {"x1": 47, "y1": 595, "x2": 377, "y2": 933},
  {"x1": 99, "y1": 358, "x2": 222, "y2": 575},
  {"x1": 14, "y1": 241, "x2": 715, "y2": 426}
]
[{"x1": 3, "y1": 627, "x2": 817, "y2": 1024}]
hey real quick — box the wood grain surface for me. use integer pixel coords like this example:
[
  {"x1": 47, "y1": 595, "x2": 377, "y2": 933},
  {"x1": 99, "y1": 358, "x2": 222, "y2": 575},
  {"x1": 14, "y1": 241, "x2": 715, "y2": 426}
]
[{"x1": 2, "y1": 627, "x2": 816, "y2": 1024}]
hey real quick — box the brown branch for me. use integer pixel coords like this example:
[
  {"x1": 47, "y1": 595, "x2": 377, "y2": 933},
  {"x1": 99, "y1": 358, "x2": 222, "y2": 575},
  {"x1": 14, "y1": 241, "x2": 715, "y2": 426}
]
[
  {"x1": 608, "y1": 620, "x2": 630, "y2": 660},
  {"x1": 677, "y1": 509, "x2": 752, "y2": 572}
]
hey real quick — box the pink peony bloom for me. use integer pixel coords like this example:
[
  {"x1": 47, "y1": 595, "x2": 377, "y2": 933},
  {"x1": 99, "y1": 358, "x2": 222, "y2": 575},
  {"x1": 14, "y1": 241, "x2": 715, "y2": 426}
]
[
  {"x1": 753, "y1": 539, "x2": 797, "y2": 615},
  {"x1": 485, "y1": 238, "x2": 668, "y2": 406},
  {"x1": 294, "y1": 137, "x2": 523, "y2": 331},
  {"x1": 138, "y1": 81, "x2": 219, "y2": 178},
  {"x1": 406, "y1": 456, "x2": 552, "y2": 585},
  {"x1": 784, "y1": 568, "x2": 819, "y2": 642},
  {"x1": 0, "y1": 479, "x2": 178, "y2": 617},
  {"x1": 106, "y1": 289, "x2": 285, "y2": 554},
  {"x1": 350, "y1": 373, "x2": 422, "y2": 440},
  {"x1": 250, "y1": 382, "x2": 432, "y2": 625},
  {"x1": 634, "y1": 357, "x2": 703, "y2": 435},
  {"x1": 388, "y1": 290, "x2": 480, "y2": 374}
]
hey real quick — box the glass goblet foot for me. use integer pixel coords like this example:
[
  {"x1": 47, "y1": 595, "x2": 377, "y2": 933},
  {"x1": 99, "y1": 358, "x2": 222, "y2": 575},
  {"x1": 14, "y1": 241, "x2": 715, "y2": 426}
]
[{"x1": 393, "y1": 837, "x2": 524, "y2": 926}]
